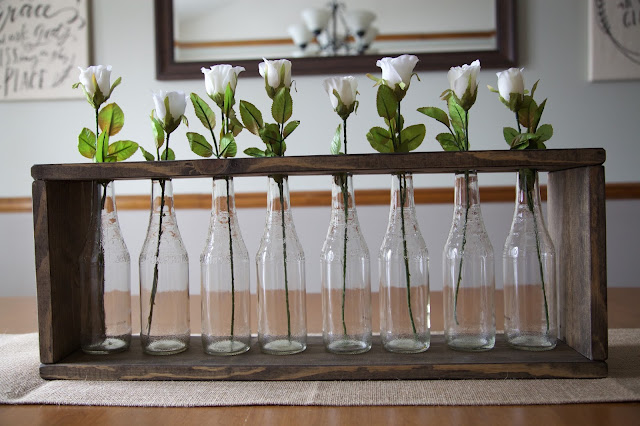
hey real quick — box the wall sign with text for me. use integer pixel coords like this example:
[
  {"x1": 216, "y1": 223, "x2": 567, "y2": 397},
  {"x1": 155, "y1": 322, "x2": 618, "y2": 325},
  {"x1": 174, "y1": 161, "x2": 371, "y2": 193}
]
[
  {"x1": 589, "y1": 0, "x2": 640, "y2": 81},
  {"x1": 0, "y1": 0, "x2": 88, "y2": 101}
]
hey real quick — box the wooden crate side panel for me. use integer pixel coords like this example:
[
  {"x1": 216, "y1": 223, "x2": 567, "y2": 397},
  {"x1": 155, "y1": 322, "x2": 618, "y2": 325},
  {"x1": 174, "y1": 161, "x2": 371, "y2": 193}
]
[
  {"x1": 36, "y1": 181, "x2": 94, "y2": 363},
  {"x1": 548, "y1": 166, "x2": 607, "y2": 361},
  {"x1": 32, "y1": 180, "x2": 54, "y2": 363}
]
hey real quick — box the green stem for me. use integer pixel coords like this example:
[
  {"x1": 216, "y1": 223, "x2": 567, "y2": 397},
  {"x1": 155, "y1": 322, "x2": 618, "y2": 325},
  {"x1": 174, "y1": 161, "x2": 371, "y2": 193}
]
[
  {"x1": 95, "y1": 108, "x2": 101, "y2": 162},
  {"x1": 146, "y1": 178, "x2": 166, "y2": 337},
  {"x1": 226, "y1": 176, "x2": 236, "y2": 340},
  {"x1": 524, "y1": 171, "x2": 550, "y2": 332},
  {"x1": 147, "y1": 134, "x2": 171, "y2": 337},
  {"x1": 277, "y1": 179, "x2": 291, "y2": 341},
  {"x1": 453, "y1": 172, "x2": 470, "y2": 326},
  {"x1": 340, "y1": 119, "x2": 349, "y2": 337},
  {"x1": 340, "y1": 174, "x2": 349, "y2": 337},
  {"x1": 399, "y1": 173, "x2": 417, "y2": 336}
]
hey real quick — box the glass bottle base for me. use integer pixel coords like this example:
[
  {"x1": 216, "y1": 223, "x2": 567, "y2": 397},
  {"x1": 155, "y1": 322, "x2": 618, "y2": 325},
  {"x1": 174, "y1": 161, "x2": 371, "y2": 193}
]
[
  {"x1": 507, "y1": 334, "x2": 557, "y2": 351},
  {"x1": 204, "y1": 339, "x2": 251, "y2": 356},
  {"x1": 447, "y1": 334, "x2": 495, "y2": 352},
  {"x1": 143, "y1": 338, "x2": 189, "y2": 355},
  {"x1": 326, "y1": 338, "x2": 371, "y2": 355},
  {"x1": 81, "y1": 336, "x2": 130, "y2": 355},
  {"x1": 383, "y1": 337, "x2": 430, "y2": 354},
  {"x1": 261, "y1": 338, "x2": 306, "y2": 355}
]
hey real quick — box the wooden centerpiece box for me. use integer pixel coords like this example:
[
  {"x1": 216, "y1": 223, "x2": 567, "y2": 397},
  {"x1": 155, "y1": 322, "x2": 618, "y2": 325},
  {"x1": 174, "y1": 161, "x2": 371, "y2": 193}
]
[{"x1": 31, "y1": 149, "x2": 607, "y2": 380}]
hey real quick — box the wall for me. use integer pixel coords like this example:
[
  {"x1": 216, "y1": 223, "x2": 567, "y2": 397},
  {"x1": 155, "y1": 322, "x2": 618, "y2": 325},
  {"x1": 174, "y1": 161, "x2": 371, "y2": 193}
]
[{"x1": 0, "y1": 0, "x2": 638, "y2": 297}]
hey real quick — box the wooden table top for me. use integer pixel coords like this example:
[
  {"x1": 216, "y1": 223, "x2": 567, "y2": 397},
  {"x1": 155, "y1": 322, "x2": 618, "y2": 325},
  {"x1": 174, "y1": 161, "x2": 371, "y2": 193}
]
[{"x1": 1, "y1": 288, "x2": 639, "y2": 425}]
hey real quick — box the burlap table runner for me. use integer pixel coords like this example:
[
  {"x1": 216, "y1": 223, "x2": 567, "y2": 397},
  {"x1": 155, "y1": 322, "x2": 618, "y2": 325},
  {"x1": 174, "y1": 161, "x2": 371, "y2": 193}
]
[{"x1": 1, "y1": 329, "x2": 638, "y2": 406}]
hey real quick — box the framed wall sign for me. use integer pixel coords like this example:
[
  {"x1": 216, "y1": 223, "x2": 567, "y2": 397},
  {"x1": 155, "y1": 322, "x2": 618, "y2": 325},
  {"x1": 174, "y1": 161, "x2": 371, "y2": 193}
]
[
  {"x1": 0, "y1": 0, "x2": 89, "y2": 101},
  {"x1": 589, "y1": 0, "x2": 640, "y2": 81}
]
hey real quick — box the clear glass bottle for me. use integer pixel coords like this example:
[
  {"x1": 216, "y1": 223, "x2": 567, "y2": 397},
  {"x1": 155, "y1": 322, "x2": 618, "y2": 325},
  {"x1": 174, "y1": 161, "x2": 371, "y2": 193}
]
[
  {"x1": 379, "y1": 173, "x2": 430, "y2": 353},
  {"x1": 201, "y1": 177, "x2": 251, "y2": 356},
  {"x1": 443, "y1": 171, "x2": 495, "y2": 351},
  {"x1": 503, "y1": 169, "x2": 557, "y2": 351},
  {"x1": 321, "y1": 174, "x2": 372, "y2": 354},
  {"x1": 139, "y1": 179, "x2": 190, "y2": 355},
  {"x1": 256, "y1": 175, "x2": 307, "y2": 355},
  {"x1": 80, "y1": 181, "x2": 131, "y2": 354}
]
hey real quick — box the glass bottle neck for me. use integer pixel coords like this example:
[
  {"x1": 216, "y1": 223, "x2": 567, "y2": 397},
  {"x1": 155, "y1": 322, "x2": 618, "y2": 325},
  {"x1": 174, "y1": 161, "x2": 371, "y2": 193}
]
[
  {"x1": 212, "y1": 177, "x2": 236, "y2": 214},
  {"x1": 391, "y1": 173, "x2": 415, "y2": 209},
  {"x1": 454, "y1": 172, "x2": 480, "y2": 207},
  {"x1": 267, "y1": 175, "x2": 290, "y2": 213},
  {"x1": 94, "y1": 181, "x2": 116, "y2": 215},
  {"x1": 331, "y1": 173, "x2": 355, "y2": 211},
  {"x1": 516, "y1": 169, "x2": 542, "y2": 212},
  {"x1": 150, "y1": 179, "x2": 175, "y2": 215}
]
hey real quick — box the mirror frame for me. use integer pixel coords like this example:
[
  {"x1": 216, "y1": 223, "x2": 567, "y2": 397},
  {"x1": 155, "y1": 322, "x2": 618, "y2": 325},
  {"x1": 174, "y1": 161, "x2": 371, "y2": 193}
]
[{"x1": 155, "y1": 0, "x2": 517, "y2": 80}]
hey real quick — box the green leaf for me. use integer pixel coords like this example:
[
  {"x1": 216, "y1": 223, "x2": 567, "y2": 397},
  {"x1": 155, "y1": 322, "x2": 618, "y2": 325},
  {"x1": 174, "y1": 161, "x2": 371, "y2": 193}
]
[
  {"x1": 190, "y1": 93, "x2": 216, "y2": 132},
  {"x1": 503, "y1": 127, "x2": 519, "y2": 146},
  {"x1": 150, "y1": 112, "x2": 165, "y2": 149},
  {"x1": 436, "y1": 132, "x2": 460, "y2": 151},
  {"x1": 259, "y1": 123, "x2": 282, "y2": 146},
  {"x1": 366, "y1": 126, "x2": 393, "y2": 153},
  {"x1": 98, "y1": 103, "x2": 125, "y2": 136},
  {"x1": 239, "y1": 100, "x2": 263, "y2": 135},
  {"x1": 220, "y1": 133, "x2": 237, "y2": 158},
  {"x1": 139, "y1": 146, "x2": 155, "y2": 161},
  {"x1": 244, "y1": 147, "x2": 266, "y2": 157},
  {"x1": 398, "y1": 124, "x2": 426, "y2": 152},
  {"x1": 272, "y1": 88, "x2": 293, "y2": 124},
  {"x1": 448, "y1": 97, "x2": 466, "y2": 136},
  {"x1": 161, "y1": 147, "x2": 175, "y2": 161},
  {"x1": 228, "y1": 111, "x2": 244, "y2": 137},
  {"x1": 535, "y1": 124, "x2": 553, "y2": 144},
  {"x1": 518, "y1": 96, "x2": 538, "y2": 130},
  {"x1": 376, "y1": 84, "x2": 398, "y2": 120},
  {"x1": 530, "y1": 80, "x2": 539, "y2": 98},
  {"x1": 532, "y1": 98, "x2": 547, "y2": 132},
  {"x1": 510, "y1": 132, "x2": 535, "y2": 149},
  {"x1": 283, "y1": 120, "x2": 300, "y2": 139},
  {"x1": 78, "y1": 128, "x2": 96, "y2": 159},
  {"x1": 109, "y1": 76, "x2": 121, "y2": 98},
  {"x1": 224, "y1": 83, "x2": 234, "y2": 116},
  {"x1": 331, "y1": 123, "x2": 342, "y2": 155},
  {"x1": 96, "y1": 131, "x2": 109, "y2": 162},
  {"x1": 417, "y1": 106, "x2": 449, "y2": 129},
  {"x1": 186, "y1": 132, "x2": 214, "y2": 157},
  {"x1": 106, "y1": 140, "x2": 139, "y2": 162}
]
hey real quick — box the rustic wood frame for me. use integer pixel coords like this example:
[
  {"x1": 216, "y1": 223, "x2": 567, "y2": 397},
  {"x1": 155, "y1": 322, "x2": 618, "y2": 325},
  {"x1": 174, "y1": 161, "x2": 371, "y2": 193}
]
[
  {"x1": 154, "y1": 0, "x2": 517, "y2": 80},
  {"x1": 32, "y1": 149, "x2": 607, "y2": 380}
]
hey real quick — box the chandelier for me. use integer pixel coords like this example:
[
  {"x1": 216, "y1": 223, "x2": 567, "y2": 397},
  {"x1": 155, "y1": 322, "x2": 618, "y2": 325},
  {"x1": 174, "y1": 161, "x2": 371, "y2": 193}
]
[{"x1": 287, "y1": 1, "x2": 378, "y2": 56}]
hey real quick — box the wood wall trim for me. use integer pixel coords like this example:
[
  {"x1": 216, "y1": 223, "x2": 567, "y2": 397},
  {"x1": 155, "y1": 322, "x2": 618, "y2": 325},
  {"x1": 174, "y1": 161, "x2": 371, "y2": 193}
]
[
  {"x1": 174, "y1": 31, "x2": 497, "y2": 49},
  {"x1": 3, "y1": 182, "x2": 639, "y2": 213}
]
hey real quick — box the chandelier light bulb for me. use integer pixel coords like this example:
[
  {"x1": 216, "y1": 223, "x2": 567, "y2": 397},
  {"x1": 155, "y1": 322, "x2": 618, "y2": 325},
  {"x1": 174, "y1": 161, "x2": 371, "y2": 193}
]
[
  {"x1": 302, "y1": 8, "x2": 331, "y2": 35},
  {"x1": 344, "y1": 10, "x2": 376, "y2": 37},
  {"x1": 288, "y1": 23, "x2": 313, "y2": 49}
]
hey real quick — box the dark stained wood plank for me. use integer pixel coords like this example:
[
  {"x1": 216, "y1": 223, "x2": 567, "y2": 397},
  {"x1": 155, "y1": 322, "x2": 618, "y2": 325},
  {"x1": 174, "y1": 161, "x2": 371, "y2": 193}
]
[
  {"x1": 31, "y1": 149, "x2": 606, "y2": 181},
  {"x1": 35, "y1": 181, "x2": 94, "y2": 363},
  {"x1": 32, "y1": 180, "x2": 54, "y2": 363},
  {"x1": 548, "y1": 166, "x2": 608, "y2": 361},
  {"x1": 40, "y1": 335, "x2": 607, "y2": 381}
]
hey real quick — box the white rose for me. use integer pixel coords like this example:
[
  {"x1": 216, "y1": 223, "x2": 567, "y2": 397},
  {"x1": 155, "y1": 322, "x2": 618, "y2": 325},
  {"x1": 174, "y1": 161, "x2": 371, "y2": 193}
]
[
  {"x1": 259, "y1": 58, "x2": 292, "y2": 90},
  {"x1": 448, "y1": 59, "x2": 480, "y2": 100},
  {"x1": 201, "y1": 64, "x2": 245, "y2": 98},
  {"x1": 152, "y1": 90, "x2": 187, "y2": 133},
  {"x1": 496, "y1": 67, "x2": 525, "y2": 101},
  {"x1": 376, "y1": 54, "x2": 419, "y2": 90},
  {"x1": 78, "y1": 65, "x2": 112, "y2": 97},
  {"x1": 322, "y1": 76, "x2": 358, "y2": 109}
]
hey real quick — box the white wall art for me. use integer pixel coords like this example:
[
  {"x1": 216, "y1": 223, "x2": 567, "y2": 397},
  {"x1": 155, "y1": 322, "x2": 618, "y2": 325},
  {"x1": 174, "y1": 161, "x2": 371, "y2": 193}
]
[
  {"x1": 589, "y1": 0, "x2": 640, "y2": 81},
  {"x1": 0, "y1": 0, "x2": 89, "y2": 101}
]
